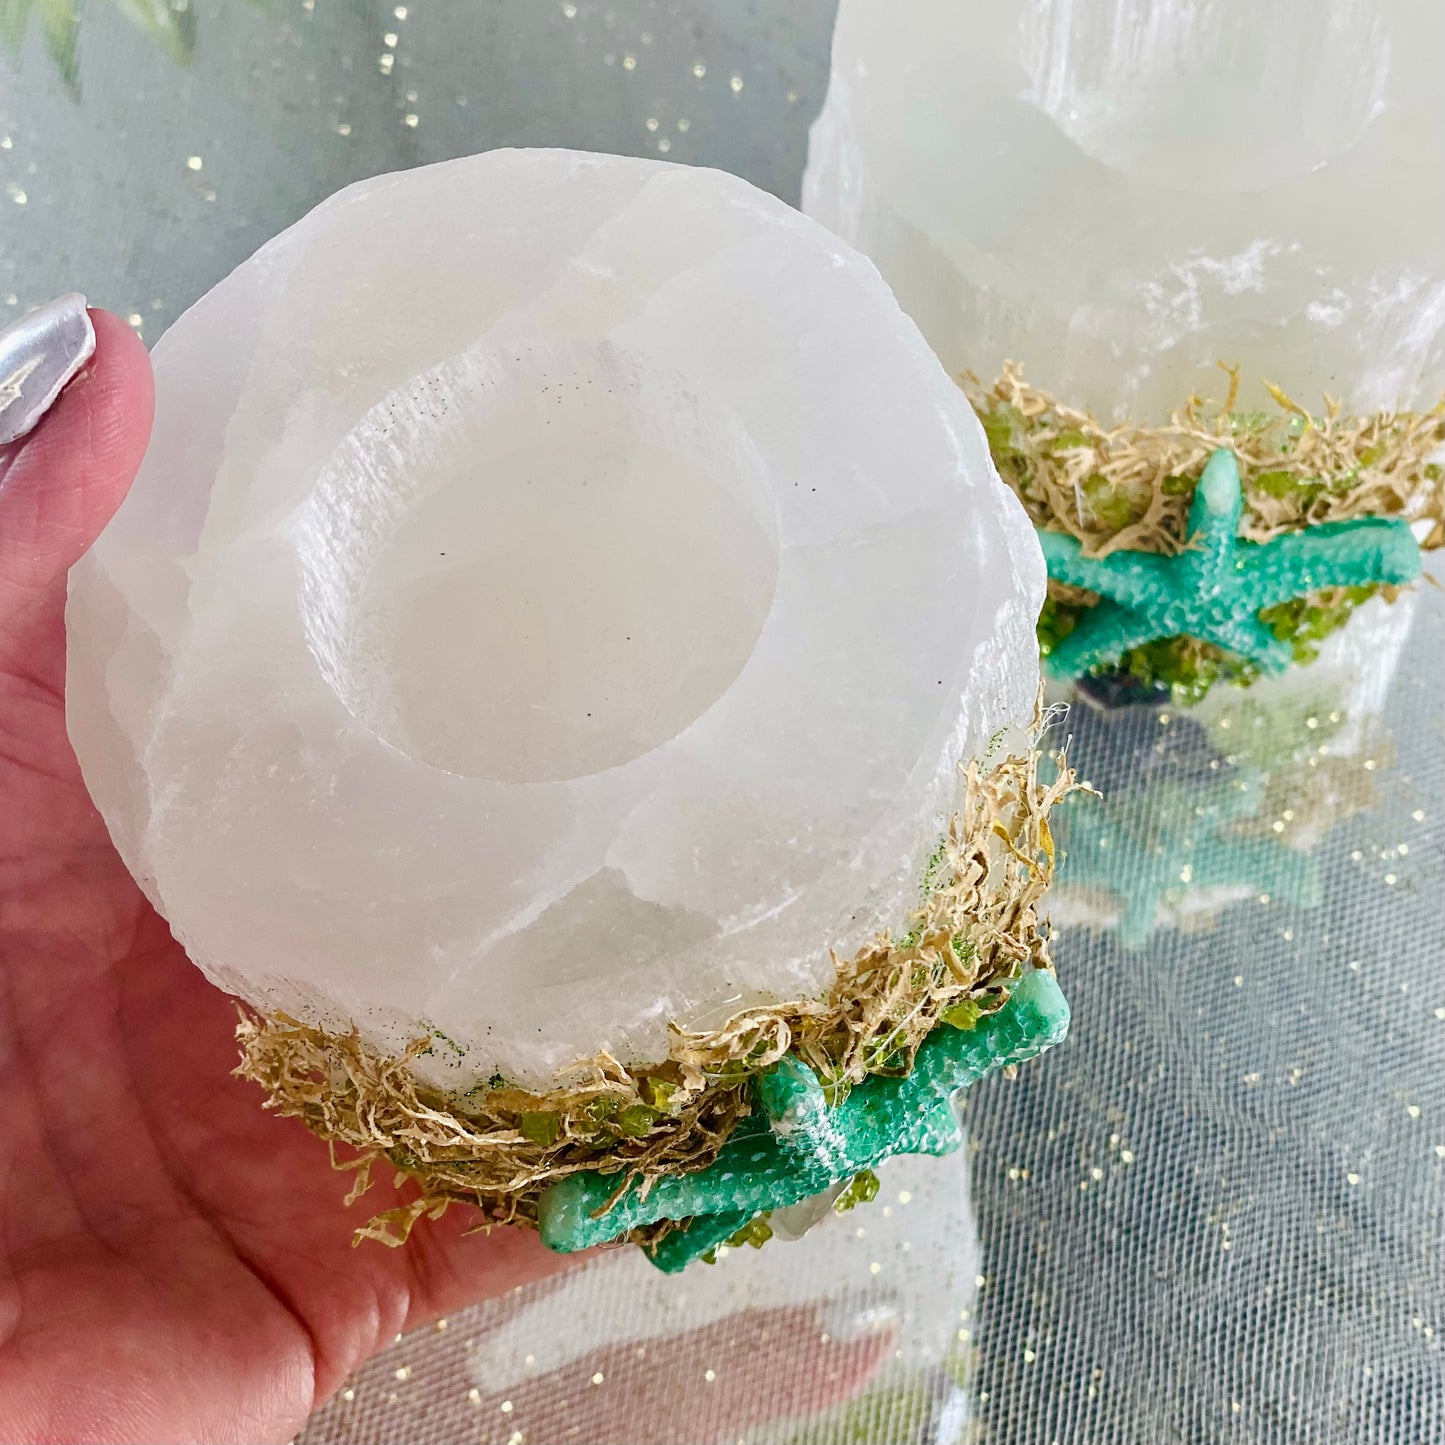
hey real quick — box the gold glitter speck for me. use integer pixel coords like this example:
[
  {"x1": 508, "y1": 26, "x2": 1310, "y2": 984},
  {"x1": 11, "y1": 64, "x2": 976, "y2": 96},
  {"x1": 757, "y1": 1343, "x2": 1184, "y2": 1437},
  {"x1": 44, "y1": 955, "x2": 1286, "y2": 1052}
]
[
  {"x1": 342, "y1": 1389, "x2": 355, "y2": 1402},
  {"x1": 7, "y1": 186, "x2": 27, "y2": 205},
  {"x1": 1347, "y1": 1172, "x2": 1360, "y2": 1185},
  {"x1": 562, "y1": 1, "x2": 577, "y2": 15},
  {"x1": 622, "y1": 54, "x2": 637, "y2": 70},
  {"x1": 729, "y1": 73, "x2": 745, "y2": 92},
  {"x1": 394, "y1": 4, "x2": 408, "y2": 16},
  {"x1": 1023, "y1": 1348, "x2": 1036, "y2": 1362},
  {"x1": 898, "y1": 1190, "x2": 912, "y2": 1204},
  {"x1": 501, "y1": 1400, "x2": 513, "y2": 1413},
  {"x1": 127, "y1": 313, "x2": 143, "y2": 329},
  {"x1": 337, "y1": 122, "x2": 352, "y2": 136},
  {"x1": 657, "y1": 138, "x2": 671, "y2": 153},
  {"x1": 869, "y1": 1261, "x2": 881, "y2": 1275},
  {"x1": 692, "y1": 62, "x2": 706, "y2": 77},
  {"x1": 704, "y1": 1369, "x2": 717, "y2": 1382},
  {"x1": 591, "y1": 1372, "x2": 605, "y2": 1386},
  {"x1": 384, "y1": 32, "x2": 398, "y2": 46},
  {"x1": 1408, "y1": 1105, "x2": 1421, "y2": 1118},
  {"x1": 404, "y1": 113, "x2": 419, "y2": 127},
  {"x1": 645, "y1": 117, "x2": 659, "y2": 131},
  {"x1": 468, "y1": 1388, "x2": 481, "y2": 1406},
  {"x1": 186, "y1": 155, "x2": 203, "y2": 171},
  {"x1": 1120, "y1": 1149, "x2": 1135, "y2": 1163},
  {"x1": 394, "y1": 1366, "x2": 411, "y2": 1381}
]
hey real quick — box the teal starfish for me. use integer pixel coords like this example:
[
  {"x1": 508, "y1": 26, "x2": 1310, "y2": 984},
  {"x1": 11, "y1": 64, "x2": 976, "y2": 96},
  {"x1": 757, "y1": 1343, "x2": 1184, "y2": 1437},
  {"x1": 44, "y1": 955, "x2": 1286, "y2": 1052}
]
[
  {"x1": 1055, "y1": 772, "x2": 1319, "y2": 950},
  {"x1": 537, "y1": 967, "x2": 1070, "y2": 1272},
  {"x1": 1040, "y1": 449, "x2": 1421, "y2": 681}
]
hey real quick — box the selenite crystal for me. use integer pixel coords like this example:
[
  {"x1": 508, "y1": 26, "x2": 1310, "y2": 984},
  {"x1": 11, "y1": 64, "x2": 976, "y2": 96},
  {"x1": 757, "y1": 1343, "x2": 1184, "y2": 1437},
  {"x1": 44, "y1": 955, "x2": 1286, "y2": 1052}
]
[
  {"x1": 803, "y1": 0, "x2": 1445, "y2": 419},
  {"x1": 66, "y1": 150, "x2": 1043, "y2": 1089}
]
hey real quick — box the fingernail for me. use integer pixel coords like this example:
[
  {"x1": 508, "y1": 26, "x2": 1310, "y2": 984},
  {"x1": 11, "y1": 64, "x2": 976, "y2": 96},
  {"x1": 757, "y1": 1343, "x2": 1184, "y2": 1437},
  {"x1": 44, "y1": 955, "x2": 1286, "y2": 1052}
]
[{"x1": 0, "y1": 292, "x2": 97, "y2": 446}]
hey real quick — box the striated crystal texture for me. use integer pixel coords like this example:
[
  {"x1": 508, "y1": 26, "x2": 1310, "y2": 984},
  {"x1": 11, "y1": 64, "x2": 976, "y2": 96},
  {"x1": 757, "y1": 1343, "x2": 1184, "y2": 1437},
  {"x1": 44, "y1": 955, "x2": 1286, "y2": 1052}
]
[
  {"x1": 66, "y1": 150, "x2": 1044, "y2": 1089},
  {"x1": 803, "y1": 0, "x2": 1445, "y2": 419}
]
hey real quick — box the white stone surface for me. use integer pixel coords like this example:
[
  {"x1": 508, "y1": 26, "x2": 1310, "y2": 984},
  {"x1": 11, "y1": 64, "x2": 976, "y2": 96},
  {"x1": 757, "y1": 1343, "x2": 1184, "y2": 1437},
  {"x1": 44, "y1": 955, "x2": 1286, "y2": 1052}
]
[
  {"x1": 66, "y1": 149, "x2": 1043, "y2": 1089},
  {"x1": 803, "y1": 0, "x2": 1445, "y2": 421}
]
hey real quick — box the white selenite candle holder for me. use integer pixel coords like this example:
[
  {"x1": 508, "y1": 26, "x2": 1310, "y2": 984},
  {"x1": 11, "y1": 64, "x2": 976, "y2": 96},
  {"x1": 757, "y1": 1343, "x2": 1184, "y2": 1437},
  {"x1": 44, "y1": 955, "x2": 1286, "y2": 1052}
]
[
  {"x1": 803, "y1": 0, "x2": 1445, "y2": 420},
  {"x1": 66, "y1": 149, "x2": 1048, "y2": 1098}
]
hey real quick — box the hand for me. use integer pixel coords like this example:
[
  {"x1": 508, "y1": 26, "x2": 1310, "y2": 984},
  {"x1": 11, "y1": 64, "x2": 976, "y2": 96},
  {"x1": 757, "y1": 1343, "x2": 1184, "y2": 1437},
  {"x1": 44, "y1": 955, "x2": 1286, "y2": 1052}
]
[{"x1": 0, "y1": 311, "x2": 565, "y2": 1445}]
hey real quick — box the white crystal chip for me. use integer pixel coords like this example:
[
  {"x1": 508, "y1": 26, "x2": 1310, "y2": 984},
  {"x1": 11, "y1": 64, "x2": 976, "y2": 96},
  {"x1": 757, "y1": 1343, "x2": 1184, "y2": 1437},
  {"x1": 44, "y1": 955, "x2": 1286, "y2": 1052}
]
[
  {"x1": 66, "y1": 150, "x2": 1043, "y2": 1089},
  {"x1": 804, "y1": 0, "x2": 1445, "y2": 419}
]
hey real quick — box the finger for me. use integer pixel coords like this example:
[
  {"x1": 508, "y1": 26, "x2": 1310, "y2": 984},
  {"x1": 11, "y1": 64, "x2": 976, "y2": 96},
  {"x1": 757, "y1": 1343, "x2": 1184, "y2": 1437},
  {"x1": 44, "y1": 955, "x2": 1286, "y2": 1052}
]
[
  {"x1": 465, "y1": 1301, "x2": 895, "y2": 1444},
  {"x1": 0, "y1": 308, "x2": 154, "y2": 629}
]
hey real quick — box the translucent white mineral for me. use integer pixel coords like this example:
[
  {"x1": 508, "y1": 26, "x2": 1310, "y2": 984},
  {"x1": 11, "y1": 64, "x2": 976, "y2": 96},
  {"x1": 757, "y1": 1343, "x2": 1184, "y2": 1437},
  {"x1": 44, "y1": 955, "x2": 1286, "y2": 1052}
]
[
  {"x1": 66, "y1": 150, "x2": 1043, "y2": 1089},
  {"x1": 804, "y1": 0, "x2": 1445, "y2": 419}
]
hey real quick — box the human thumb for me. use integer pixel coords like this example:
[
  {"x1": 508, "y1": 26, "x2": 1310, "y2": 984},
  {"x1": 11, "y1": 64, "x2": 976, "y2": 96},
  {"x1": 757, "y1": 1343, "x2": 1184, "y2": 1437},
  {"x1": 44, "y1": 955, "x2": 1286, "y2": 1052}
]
[{"x1": 0, "y1": 304, "x2": 154, "y2": 628}]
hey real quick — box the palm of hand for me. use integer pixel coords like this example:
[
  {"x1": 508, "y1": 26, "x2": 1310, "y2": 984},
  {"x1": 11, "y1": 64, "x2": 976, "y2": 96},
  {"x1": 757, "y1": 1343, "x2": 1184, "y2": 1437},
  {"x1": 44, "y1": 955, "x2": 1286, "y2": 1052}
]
[{"x1": 0, "y1": 314, "x2": 559, "y2": 1445}]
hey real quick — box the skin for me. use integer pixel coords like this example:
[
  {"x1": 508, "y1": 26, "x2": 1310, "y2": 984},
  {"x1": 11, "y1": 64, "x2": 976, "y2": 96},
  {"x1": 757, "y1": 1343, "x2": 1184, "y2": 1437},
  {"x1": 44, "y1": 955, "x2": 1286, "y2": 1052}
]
[{"x1": 0, "y1": 312, "x2": 568, "y2": 1444}]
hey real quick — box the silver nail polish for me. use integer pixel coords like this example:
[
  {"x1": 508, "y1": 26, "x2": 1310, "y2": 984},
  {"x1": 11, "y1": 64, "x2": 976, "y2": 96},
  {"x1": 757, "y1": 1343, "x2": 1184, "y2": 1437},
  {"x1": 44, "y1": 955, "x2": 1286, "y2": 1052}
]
[{"x1": 0, "y1": 293, "x2": 97, "y2": 446}]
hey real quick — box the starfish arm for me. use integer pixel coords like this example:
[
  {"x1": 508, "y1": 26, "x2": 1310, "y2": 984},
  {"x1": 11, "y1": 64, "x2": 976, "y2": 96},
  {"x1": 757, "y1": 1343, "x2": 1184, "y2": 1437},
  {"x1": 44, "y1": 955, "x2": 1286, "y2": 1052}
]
[
  {"x1": 1235, "y1": 518, "x2": 1422, "y2": 608},
  {"x1": 1038, "y1": 528, "x2": 1176, "y2": 604},
  {"x1": 1180, "y1": 836, "x2": 1321, "y2": 907},
  {"x1": 1191, "y1": 610, "x2": 1294, "y2": 673},
  {"x1": 647, "y1": 1209, "x2": 753, "y2": 1273},
  {"x1": 1176, "y1": 449, "x2": 1248, "y2": 594},
  {"x1": 1043, "y1": 598, "x2": 1168, "y2": 679}
]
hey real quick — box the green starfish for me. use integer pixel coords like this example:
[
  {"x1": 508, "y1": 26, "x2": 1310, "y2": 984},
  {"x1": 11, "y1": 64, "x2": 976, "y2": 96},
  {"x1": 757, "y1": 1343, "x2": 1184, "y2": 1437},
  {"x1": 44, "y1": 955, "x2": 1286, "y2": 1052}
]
[
  {"x1": 1055, "y1": 772, "x2": 1319, "y2": 950},
  {"x1": 537, "y1": 966, "x2": 1069, "y2": 1272},
  {"x1": 1040, "y1": 449, "x2": 1421, "y2": 681}
]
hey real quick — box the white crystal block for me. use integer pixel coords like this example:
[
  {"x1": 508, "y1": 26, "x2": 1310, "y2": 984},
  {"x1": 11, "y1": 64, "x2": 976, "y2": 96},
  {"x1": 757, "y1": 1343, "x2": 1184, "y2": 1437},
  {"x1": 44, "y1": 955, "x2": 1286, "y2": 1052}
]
[
  {"x1": 66, "y1": 150, "x2": 1043, "y2": 1089},
  {"x1": 804, "y1": 0, "x2": 1445, "y2": 419}
]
